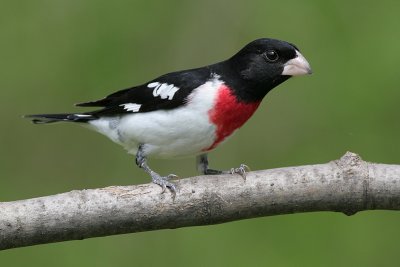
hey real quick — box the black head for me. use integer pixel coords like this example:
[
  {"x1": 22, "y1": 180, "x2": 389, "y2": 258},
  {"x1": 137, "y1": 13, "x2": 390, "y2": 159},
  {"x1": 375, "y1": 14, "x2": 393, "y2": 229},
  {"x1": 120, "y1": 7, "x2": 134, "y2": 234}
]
[{"x1": 223, "y1": 38, "x2": 312, "y2": 101}]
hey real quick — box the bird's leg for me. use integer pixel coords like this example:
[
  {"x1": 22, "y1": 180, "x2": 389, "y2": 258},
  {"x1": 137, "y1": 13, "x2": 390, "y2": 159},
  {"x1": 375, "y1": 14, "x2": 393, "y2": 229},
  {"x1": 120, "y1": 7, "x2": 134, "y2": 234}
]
[
  {"x1": 136, "y1": 144, "x2": 178, "y2": 195},
  {"x1": 196, "y1": 154, "x2": 250, "y2": 180}
]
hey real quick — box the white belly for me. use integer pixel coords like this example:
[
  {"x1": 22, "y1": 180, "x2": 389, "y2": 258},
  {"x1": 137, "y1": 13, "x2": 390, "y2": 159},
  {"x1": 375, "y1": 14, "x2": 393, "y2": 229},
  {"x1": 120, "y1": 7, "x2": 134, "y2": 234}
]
[{"x1": 88, "y1": 78, "x2": 222, "y2": 158}]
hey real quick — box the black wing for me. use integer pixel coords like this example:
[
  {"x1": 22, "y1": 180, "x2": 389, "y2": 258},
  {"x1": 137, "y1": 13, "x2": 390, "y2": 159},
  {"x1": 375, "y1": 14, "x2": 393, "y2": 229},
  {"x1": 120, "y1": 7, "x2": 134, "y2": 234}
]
[{"x1": 77, "y1": 67, "x2": 213, "y2": 116}]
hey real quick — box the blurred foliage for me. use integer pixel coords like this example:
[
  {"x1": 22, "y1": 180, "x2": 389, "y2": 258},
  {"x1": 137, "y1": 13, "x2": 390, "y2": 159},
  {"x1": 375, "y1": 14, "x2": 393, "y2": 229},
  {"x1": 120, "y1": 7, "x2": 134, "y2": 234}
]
[{"x1": 1, "y1": 0, "x2": 400, "y2": 266}]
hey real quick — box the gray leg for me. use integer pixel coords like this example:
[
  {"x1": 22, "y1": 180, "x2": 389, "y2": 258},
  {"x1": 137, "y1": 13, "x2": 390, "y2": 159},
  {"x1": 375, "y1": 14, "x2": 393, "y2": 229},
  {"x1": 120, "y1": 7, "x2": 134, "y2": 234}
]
[
  {"x1": 196, "y1": 154, "x2": 250, "y2": 180},
  {"x1": 136, "y1": 144, "x2": 178, "y2": 195}
]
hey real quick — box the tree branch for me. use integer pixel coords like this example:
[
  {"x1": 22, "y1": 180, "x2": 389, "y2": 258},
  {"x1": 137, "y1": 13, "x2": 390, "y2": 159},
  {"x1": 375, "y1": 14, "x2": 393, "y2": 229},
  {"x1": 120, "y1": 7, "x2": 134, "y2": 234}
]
[{"x1": 1, "y1": 151, "x2": 400, "y2": 250}]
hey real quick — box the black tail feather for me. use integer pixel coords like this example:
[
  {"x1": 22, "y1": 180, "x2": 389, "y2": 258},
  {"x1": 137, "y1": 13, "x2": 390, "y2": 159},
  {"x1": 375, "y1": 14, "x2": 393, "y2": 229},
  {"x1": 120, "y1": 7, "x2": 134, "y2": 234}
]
[{"x1": 25, "y1": 113, "x2": 96, "y2": 124}]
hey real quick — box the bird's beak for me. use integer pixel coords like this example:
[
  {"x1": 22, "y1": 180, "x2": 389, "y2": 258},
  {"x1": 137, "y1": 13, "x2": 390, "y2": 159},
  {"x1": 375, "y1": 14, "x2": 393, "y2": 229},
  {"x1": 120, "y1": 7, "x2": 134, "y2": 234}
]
[{"x1": 282, "y1": 50, "x2": 312, "y2": 76}]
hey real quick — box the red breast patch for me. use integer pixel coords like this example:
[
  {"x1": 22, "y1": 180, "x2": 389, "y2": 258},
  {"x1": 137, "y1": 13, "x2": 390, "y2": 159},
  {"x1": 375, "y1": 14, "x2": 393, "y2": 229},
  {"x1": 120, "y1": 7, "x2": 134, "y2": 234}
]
[{"x1": 204, "y1": 85, "x2": 260, "y2": 151}]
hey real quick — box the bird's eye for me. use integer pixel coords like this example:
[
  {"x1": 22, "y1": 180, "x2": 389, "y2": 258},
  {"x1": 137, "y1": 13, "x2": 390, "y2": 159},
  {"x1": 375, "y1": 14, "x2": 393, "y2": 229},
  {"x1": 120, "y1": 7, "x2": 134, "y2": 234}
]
[{"x1": 264, "y1": 50, "x2": 279, "y2": 62}]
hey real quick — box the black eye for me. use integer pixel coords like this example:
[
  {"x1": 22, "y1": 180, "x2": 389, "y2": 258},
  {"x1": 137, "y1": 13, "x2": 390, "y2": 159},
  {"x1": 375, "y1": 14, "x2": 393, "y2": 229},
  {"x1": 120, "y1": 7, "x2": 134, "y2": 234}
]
[{"x1": 264, "y1": 50, "x2": 279, "y2": 62}]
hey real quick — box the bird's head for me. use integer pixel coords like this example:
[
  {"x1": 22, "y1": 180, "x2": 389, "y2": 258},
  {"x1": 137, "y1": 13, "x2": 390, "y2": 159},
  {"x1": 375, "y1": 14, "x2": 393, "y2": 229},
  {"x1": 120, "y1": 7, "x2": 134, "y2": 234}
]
[{"x1": 227, "y1": 38, "x2": 312, "y2": 99}]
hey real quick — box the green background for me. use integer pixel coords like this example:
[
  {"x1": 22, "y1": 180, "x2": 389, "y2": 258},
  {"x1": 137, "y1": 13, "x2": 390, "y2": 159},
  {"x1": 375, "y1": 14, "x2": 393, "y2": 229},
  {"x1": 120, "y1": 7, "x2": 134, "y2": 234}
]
[{"x1": 1, "y1": 0, "x2": 400, "y2": 266}]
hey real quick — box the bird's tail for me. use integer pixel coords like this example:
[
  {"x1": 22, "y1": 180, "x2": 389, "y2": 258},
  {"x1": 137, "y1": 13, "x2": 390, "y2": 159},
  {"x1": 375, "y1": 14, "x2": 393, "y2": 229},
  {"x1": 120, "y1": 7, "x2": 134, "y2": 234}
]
[{"x1": 25, "y1": 113, "x2": 97, "y2": 124}]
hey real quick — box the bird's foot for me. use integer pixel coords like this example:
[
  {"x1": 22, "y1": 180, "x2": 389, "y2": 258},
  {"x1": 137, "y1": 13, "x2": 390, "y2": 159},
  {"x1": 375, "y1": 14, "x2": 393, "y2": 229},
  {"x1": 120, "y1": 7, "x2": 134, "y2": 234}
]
[
  {"x1": 229, "y1": 164, "x2": 250, "y2": 180},
  {"x1": 151, "y1": 172, "x2": 178, "y2": 196},
  {"x1": 136, "y1": 145, "x2": 178, "y2": 197}
]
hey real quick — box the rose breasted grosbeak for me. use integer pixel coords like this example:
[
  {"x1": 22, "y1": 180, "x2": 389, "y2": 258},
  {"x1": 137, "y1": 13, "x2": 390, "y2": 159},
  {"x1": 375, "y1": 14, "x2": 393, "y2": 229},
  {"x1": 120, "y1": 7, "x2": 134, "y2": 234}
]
[{"x1": 27, "y1": 38, "x2": 312, "y2": 195}]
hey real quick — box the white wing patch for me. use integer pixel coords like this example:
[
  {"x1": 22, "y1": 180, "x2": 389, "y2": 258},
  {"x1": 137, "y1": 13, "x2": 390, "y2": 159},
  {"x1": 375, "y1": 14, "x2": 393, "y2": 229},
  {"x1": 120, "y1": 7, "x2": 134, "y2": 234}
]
[
  {"x1": 147, "y1": 82, "x2": 179, "y2": 100},
  {"x1": 120, "y1": 103, "x2": 142, "y2": 112}
]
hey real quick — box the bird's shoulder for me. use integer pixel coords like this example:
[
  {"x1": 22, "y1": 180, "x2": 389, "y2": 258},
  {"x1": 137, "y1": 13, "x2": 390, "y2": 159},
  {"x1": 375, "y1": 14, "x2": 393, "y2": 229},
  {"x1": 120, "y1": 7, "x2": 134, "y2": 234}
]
[{"x1": 78, "y1": 67, "x2": 213, "y2": 116}]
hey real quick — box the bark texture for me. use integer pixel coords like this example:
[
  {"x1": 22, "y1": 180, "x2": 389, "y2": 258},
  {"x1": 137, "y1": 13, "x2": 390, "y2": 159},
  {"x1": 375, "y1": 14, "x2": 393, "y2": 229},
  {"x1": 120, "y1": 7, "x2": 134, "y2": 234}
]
[{"x1": 1, "y1": 152, "x2": 400, "y2": 250}]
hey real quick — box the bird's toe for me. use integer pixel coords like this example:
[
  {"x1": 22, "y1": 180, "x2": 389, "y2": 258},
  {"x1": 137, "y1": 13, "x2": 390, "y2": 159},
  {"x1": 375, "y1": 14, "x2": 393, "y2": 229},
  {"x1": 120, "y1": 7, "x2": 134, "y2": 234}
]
[
  {"x1": 151, "y1": 174, "x2": 178, "y2": 197},
  {"x1": 230, "y1": 164, "x2": 250, "y2": 180}
]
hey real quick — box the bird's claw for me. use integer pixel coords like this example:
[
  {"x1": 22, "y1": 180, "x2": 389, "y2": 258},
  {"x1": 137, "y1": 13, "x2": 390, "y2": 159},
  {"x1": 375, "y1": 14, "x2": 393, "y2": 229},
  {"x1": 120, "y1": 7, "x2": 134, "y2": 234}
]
[
  {"x1": 151, "y1": 173, "x2": 178, "y2": 196},
  {"x1": 230, "y1": 164, "x2": 250, "y2": 180},
  {"x1": 166, "y1": 174, "x2": 179, "y2": 180}
]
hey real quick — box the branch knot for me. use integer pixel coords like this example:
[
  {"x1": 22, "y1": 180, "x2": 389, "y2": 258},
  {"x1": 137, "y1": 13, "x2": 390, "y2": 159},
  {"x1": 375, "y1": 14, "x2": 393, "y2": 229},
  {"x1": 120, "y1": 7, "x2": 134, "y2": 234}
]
[{"x1": 336, "y1": 151, "x2": 363, "y2": 168}]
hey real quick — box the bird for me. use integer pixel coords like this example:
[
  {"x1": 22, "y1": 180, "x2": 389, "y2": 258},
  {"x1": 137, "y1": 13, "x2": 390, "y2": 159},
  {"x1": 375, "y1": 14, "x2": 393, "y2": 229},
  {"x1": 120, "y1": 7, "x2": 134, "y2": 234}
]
[{"x1": 26, "y1": 38, "x2": 312, "y2": 195}]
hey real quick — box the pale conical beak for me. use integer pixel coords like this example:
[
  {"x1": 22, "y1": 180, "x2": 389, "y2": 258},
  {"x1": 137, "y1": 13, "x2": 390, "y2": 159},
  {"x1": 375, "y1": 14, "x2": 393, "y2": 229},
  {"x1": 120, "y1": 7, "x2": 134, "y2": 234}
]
[{"x1": 282, "y1": 50, "x2": 312, "y2": 76}]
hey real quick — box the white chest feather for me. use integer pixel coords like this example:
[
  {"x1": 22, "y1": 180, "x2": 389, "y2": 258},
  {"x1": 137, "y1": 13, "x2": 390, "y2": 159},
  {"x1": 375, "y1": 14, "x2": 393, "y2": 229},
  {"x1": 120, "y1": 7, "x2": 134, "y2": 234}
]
[{"x1": 88, "y1": 77, "x2": 222, "y2": 158}]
